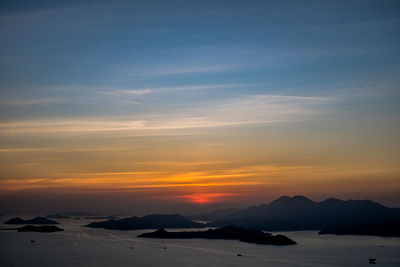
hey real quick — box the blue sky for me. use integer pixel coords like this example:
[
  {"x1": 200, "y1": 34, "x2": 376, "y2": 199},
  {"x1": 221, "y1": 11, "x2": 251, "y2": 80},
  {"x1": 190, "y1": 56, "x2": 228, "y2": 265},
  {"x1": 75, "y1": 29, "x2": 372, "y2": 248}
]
[
  {"x1": 1, "y1": 1, "x2": 399, "y2": 96},
  {"x1": 0, "y1": 0, "x2": 399, "y2": 131},
  {"x1": 0, "y1": 0, "x2": 400, "y2": 213}
]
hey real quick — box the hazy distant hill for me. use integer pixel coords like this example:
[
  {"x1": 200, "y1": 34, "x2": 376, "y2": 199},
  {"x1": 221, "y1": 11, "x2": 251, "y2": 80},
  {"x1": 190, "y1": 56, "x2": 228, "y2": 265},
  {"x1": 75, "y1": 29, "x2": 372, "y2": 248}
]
[
  {"x1": 85, "y1": 214, "x2": 206, "y2": 230},
  {"x1": 48, "y1": 212, "x2": 119, "y2": 220},
  {"x1": 4, "y1": 217, "x2": 59, "y2": 225},
  {"x1": 187, "y1": 208, "x2": 241, "y2": 222},
  {"x1": 203, "y1": 196, "x2": 400, "y2": 231},
  {"x1": 47, "y1": 212, "x2": 98, "y2": 219}
]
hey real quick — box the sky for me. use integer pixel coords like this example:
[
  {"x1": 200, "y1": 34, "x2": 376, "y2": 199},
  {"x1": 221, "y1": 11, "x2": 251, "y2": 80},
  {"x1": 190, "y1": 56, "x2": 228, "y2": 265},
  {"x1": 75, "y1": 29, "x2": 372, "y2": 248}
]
[{"x1": 0, "y1": 0, "x2": 399, "y2": 215}]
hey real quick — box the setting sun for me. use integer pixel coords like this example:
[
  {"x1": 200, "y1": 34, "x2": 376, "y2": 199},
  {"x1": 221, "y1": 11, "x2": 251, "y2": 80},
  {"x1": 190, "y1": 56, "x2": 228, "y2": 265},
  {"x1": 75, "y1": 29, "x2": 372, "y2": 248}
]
[{"x1": 183, "y1": 193, "x2": 233, "y2": 204}]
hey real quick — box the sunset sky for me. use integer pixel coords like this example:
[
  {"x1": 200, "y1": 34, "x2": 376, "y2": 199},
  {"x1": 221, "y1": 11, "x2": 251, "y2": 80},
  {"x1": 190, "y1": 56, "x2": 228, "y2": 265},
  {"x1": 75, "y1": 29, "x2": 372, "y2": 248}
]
[{"x1": 0, "y1": 0, "x2": 399, "y2": 214}]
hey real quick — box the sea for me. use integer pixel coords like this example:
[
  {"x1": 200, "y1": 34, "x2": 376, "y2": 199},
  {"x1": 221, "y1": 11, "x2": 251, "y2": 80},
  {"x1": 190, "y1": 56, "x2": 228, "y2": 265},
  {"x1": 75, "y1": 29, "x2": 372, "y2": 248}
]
[{"x1": 0, "y1": 216, "x2": 399, "y2": 266}]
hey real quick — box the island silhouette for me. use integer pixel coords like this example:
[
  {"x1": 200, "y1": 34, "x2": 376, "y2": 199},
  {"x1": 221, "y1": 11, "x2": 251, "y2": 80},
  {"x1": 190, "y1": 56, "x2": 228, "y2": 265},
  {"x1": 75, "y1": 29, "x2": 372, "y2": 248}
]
[
  {"x1": 17, "y1": 225, "x2": 64, "y2": 233},
  {"x1": 138, "y1": 225, "x2": 297, "y2": 245}
]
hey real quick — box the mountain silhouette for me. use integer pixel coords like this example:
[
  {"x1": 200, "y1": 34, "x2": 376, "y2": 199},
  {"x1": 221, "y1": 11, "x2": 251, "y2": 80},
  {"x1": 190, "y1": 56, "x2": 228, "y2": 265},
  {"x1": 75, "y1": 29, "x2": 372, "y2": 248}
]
[
  {"x1": 85, "y1": 214, "x2": 205, "y2": 230},
  {"x1": 201, "y1": 196, "x2": 400, "y2": 231}
]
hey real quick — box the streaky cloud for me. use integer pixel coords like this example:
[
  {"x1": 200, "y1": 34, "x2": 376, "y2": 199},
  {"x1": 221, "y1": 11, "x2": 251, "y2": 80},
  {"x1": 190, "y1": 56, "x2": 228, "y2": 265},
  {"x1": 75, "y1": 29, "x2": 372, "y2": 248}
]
[
  {"x1": 0, "y1": 94, "x2": 334, "y2": 135},
  {"x1": 106, "y1": 84, "x2": 244, "y2": 96}
]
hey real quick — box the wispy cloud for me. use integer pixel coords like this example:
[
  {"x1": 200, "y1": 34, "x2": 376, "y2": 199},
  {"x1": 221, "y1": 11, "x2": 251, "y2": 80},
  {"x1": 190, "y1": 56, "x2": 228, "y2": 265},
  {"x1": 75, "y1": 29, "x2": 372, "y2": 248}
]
[
  {"x1": 0, "y1": 146, "x2": 134, "y2": 153},
  {"x1": 148, "y1": 65, "x2": 233, "y2": 75},
  {"x1": 0, "y1": 120, "x2": 147, "y2": 134},
  {"x1": 0, "y1": 148, "x2": 51, "y2": 153},
  {"x1": 106, "y1": 84, "x2": 243, "y2": 96},
  {"x1": 0, "y1": 94, "x2": 333, "y2": 135},
  {"x1": 113, "y1": 64, "x2": 236, "y2": 81},
  {"x1": 0, "y1": 97, "x2": 64, "y2": 106},
  {"x1": 112, "y1": 89, "x2": 152, "y2": 95}
]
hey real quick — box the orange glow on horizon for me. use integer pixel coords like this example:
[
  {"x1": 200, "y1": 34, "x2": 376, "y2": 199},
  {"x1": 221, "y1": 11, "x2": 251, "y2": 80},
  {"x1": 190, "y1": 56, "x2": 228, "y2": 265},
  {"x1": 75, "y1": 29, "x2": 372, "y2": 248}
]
[
  {"x1": 183, "y1": 193, "x2": 233, "y2": 204},
  {"x1": 0, "y1": 164, "x2": 291, "y2": 192}
]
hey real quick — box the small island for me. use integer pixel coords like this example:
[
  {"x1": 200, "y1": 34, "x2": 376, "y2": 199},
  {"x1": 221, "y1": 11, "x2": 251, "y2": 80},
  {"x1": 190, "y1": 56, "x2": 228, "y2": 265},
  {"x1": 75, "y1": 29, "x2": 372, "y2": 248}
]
[
  {"x1": 17, "y1": 225, "x2": 64, "y2": 233},
  {"x1": 319, "y1": 221, "x2": 400, "y2": 237},
  {"x1": 4, "y1": 217, "x2": 59, "y2": 225},
  {"x1": 138, "y1": 225, "x2": 297, "y2": 245}
]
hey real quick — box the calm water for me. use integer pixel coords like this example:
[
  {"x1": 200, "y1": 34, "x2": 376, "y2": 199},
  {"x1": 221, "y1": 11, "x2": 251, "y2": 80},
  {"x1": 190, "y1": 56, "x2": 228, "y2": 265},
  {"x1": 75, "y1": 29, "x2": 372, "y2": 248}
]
[{"x1": 1, "y1": 217, "x2": 399, "y2": 266}]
